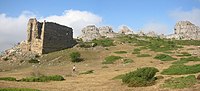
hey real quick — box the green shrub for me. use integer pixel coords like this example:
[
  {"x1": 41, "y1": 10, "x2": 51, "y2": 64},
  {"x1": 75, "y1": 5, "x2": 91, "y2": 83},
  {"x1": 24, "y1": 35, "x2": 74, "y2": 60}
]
[
  {"x1": 154, "y1": 54, "x2": 176, "y2": 61},
  {"x1": 79, "y1": 70, "x2": 94, "y2": 74},
  {"x1": 28, "y1": 58, "x2": 39, "y2": 63},
  {"x1": 123, "y1": 58, "x2": 133, "y2": 64},
  {"x1": 172, "y1": 56, "x2": 200, "y2": 64},
  {"x1": 133, "y1": 48, "x2": 141, "y2": 52},
  {"x1": 0, "y1": 77, "x2": 16, "y2": 81},
  {"x1": 0, "y1": 88, "x2": 40, "y2": 91},
  {"x1": 161, "y1": 64, "x2": 200, "y2": 75},
  {"x1": 69, "y1": 52, "x2": 82, "y2": 62},
  {"x1": 19, "y1": 75, "x2": 65, "y2": 82},
  {"x1": 121, "y1": 67, "x2": 159, "y2": 87},
  {"x1": 137, "y1": 54, "x2": 151, "y2": 57},
  {"x1": 114, "y1": 51, "x2": 127, "y2": 54},
  {"x1": 132, "y1": 51, "x2": 140, "y2": 54},
  {"x1": 162, "y1": 75, "x2": 197, "y2": 89},
  {"x1": 92, "y1": 38, "x2": 114, "y2": 47},
  {"x1": 102, "y1": 55, "x2": 122, "y2": 64}
]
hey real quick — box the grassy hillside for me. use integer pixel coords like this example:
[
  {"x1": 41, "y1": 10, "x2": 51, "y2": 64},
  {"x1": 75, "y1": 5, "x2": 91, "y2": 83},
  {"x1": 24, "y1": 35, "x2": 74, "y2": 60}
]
[{"x1": 0, "y1": 34, "x2": 200, "y2": 91}]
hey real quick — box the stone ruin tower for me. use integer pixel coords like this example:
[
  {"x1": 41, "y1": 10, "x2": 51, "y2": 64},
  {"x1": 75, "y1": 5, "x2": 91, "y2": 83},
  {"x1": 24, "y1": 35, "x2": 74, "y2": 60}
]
[{"x1": 26, "y1": 18, "x2": 74, "y2": 54}]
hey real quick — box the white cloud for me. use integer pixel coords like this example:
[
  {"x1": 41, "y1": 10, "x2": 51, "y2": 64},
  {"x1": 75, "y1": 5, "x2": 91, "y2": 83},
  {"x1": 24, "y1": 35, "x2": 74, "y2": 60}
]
[
  {"x1": 0, "y1": 11, "x2": 35, "y2": 52},
  {"x1": 170, "y1": 8, "x2": 200, "y2": 27},
  {"x1": 0, "y1": 10, "x2": 102, "y2": 52},
  {"x1": 40, "y1": 10, "x2": 102, "y2": 37},
  {"x1": 141, "y1": 22, "x2": 169, "y2": 34}
]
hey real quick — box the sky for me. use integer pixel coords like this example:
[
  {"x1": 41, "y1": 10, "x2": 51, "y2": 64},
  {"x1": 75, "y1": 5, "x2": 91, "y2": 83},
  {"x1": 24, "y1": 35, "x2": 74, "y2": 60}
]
[{"x1": 0, "y1": 0, "x2": 200, "y2": 52}]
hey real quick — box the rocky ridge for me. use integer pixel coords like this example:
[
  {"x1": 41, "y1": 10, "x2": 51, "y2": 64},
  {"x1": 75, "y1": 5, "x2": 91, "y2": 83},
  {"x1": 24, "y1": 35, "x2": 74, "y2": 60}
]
[{"x1": 166, "y1": 21, "x2": 200, "y2": 40}]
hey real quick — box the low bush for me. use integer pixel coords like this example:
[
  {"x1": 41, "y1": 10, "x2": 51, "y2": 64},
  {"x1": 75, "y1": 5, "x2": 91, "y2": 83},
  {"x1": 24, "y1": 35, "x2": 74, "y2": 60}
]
[
  {"x1": 162, "y1": 75, "x2": 197, "y2": 89},
  {"x1": 0, "y1": 88, "x2": 40, "y2": 91},
  {"x1": 114, "y1": 51, "x2": 127, "y2": 54},
  {"x1": 154, "y1": 54, "x2": 176, "y2": 61},
  {"x1": 132, "y1": 51, "x2": 140, "y2": 54},
  {"x1": 3, "y1": 57, "x2": 9, "y2": 61},
  {"x1": 28, "y1": 58, "x2": 39, "y2": 63},
  {"x1": 19, "y1": 75, "x2": 65, "y2": 82},
  {"x1": 102, "y1": 55, "x2": 122, "y2": 64},
  {"x1": 69, "y1": 52, "x2": 83, "y2": 62},
  {"x1": 137, "y1": 54, "x2": 151, "y2": 57},
  {"x1": 0, "y1": 77, "x2": 16, "y2": 81},
  {"x1": 161, "y1": 64, "x2": 200, "y2": 75},
  {"x1": 121, "y1": 67, "x2": 159, "y2": 87},
  {"x1": 79, "y1": 70, "x2": 94, "y2": 74},
  {"x1": 123, "y1": 58, "x2": 133, "y2": 64}
]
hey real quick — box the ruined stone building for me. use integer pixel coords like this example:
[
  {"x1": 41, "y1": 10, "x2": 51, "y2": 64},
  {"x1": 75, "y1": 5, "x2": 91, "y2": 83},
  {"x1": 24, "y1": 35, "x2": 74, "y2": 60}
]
[{"x1": 26, "y1": 18, "x2": 75, "y2": 54}]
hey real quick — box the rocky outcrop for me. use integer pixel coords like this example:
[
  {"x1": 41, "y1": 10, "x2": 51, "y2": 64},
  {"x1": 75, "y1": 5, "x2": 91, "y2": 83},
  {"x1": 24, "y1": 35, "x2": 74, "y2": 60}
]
[
  {"x1": 99, "y1": 26, "x2": 116, "y2": 38},
  {"x1": 137, "y1": 31, "x2": 145, "y2": 36},
  {"x1": 167, "y1": 21, "x2": 200, "y2": 40},
  {"x1": 118, "y1": 26, "x2": 134, "y2": 35},
  {"x1": 79, "y1": 25, "x2": 116, "y2": 42},
  {"x1": 78, "y1": 25, "x2": 101, "y2": 42},
  {"x1": 146, "y1": 31, "x2": 158, "y2": 37}
]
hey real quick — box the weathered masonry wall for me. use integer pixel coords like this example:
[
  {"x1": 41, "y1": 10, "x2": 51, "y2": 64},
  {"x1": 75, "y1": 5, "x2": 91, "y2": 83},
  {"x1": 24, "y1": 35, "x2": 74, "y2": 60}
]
[
  {"x1": 26, "y1": 18, "x2": 75, "y2": 54},
  {"x1": 42, "y1": 22, "x2": 74, "y2": 53}
]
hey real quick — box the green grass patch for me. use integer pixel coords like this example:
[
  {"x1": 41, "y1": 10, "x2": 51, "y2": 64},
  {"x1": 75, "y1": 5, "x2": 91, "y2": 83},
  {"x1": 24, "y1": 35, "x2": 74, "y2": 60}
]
[
  {"x1": 0, "y1": 77, "x2": 16, "y2": 81},
  {"x1": 162, "y1": 75, "x2": 197, "y2": 89},
  {"x1": 176, "y1": 52, "x2": 192, "y2": 57},
  {"x1": 0, "y1": 88, "x2": 40, "y2": 91},
  {"x1": 123, "y1": 58, "x2": 134, "y2": 64},
  {"x1": 172, "y1": 56, "x2": 200, "y2": 64},
  {"x1": 161, "y1": 64, "x2": 200, "y2": 75},
  {"x1": 163, "y1": 51, "x2": 174, "y2": 54},
  {"x1": 79, "y1": 70, "x2": 94, "y2": 74},
  {"x1": 114, "y1": 51, "x2": 127, "y2": 54},
  {"x1": 102, "y1": 55, "x2": 122, "y2": 64},
  {"x1": 137, "y1": 54, "x2": 151, "y2": 57},
  {"x1": 115, "y1": 67, "x2": 159, "y2": 87},
  {"x1": 92, "y1": 38, "x2": 114, "y2": 47},
  {"x1": 154, "y1": 54, "x2": 177, "y2": 61},
  {"x1": 19, "y1": 75, "x2": 65, "y2": 82}
]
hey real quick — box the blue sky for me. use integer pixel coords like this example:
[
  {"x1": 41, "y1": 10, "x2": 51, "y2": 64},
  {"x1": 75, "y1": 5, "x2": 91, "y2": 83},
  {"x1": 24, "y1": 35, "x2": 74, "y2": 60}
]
[{"x1": 0, "y1": 0, "x2": 200, "y2": 52}]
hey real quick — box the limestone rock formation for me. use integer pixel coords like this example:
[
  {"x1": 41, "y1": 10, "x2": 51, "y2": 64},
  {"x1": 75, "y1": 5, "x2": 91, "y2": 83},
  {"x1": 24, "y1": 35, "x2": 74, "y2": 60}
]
[
  {"x1": 78, "y1": 25, "x2": 101, "y2": 42},
  {"x1": 146, "y1": 31, "x2": 158, "y2": 37},
  {"x1": 118, "y1": 26, "x2": 134, "y2": 35},
  {"x1": 137, "y1": 31, "x2": 145, "y2": 36},
  {"x1": 167, "y1": 21, "x2": 200, "y2": 40},
  {"x1": 99, "y1": 26, "x2": 116, "y2": 38},
  {"x1": 79, "y1": 25, "x2": 117, "y2": 42}
]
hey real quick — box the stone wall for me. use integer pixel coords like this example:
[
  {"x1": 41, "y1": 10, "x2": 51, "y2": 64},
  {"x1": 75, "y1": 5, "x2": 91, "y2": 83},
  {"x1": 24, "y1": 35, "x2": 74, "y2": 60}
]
[
  {"x1": 26, "y1": 18, "x2": 75, "y2": 54},
  {"x1": 42, "y1": 22, "x2": 74, "y2": 53}
]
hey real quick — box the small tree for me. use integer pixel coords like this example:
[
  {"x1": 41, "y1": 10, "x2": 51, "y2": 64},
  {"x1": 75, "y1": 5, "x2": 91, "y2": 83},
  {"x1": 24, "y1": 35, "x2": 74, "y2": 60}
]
[{"x1": 70, "y1": 52, "x2": 82, "y2": 62}]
